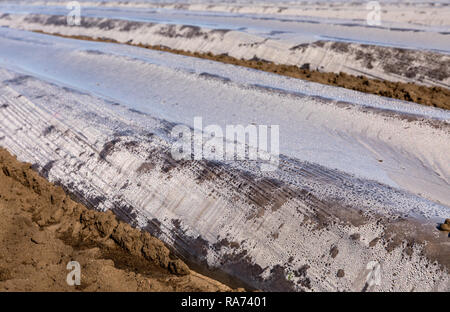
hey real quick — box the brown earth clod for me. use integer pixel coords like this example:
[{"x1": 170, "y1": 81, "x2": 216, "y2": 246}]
[
  {"x1": 439, "y1": 223, "x2": 450, "y2": 232},
  {"x1": 0, "y1": 147, "x2": 236, "y2": 291}
]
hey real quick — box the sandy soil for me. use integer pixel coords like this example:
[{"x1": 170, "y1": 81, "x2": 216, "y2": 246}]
[
  {"x1": 31, "y1": 31, "x2": 450, "y2": 110},
  {"x1": 0, "y1": 147, "x2": 239, "y2": 292}
]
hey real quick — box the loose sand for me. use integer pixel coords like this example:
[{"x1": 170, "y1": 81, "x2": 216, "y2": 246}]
[{"x1": 0, "y1": 147, "x2": 238, "y2": 292}]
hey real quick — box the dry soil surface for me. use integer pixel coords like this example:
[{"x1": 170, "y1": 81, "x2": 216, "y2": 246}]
[{"x1": 0, "y1": 147, "x2": 238, "y2": 292}]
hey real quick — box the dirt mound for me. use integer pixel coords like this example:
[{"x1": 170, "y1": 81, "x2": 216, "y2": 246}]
[{"x1": 0, "y1": 147, "x2": 237, "y2": 291}]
